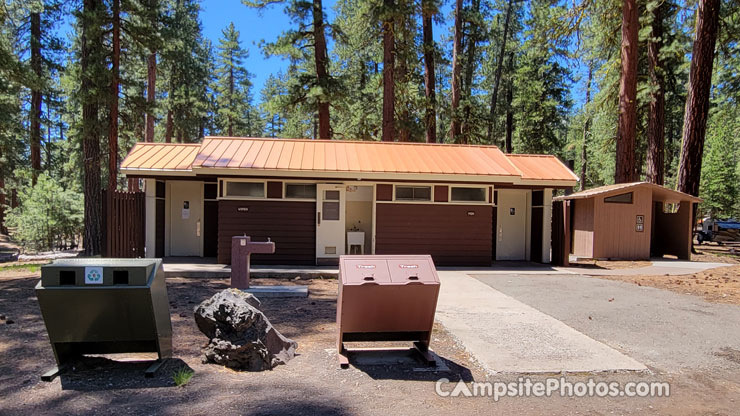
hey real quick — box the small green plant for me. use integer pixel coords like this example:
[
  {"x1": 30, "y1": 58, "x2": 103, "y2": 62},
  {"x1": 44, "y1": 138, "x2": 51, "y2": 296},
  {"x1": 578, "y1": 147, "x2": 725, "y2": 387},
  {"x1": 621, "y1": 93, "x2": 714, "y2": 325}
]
[
  {"x1": 0, "y1": 264, "x2": 42, "y2": 274},
  {"x1": 172, "y1": 368, "x2": 194, "y2": 387}
]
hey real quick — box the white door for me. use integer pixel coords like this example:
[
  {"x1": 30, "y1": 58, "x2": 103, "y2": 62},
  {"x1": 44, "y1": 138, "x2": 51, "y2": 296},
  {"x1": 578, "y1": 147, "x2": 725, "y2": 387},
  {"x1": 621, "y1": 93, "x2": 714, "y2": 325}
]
[
  {"x1": 169, "y1": 181, "x2": 203, "y2": 256},
  {"x1": 316, "y1": 184, "x2": 346, "y2": 262},
  {"x1": 496, "y1": 189, "x2": 527, "y2": 260}
]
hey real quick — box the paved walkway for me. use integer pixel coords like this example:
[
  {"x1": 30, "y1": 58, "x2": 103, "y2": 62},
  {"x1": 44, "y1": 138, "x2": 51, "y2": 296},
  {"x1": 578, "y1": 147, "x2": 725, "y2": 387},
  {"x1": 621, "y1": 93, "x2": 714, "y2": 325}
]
[
  {"x1": 476, "y1": 273, "x2": 740, "y2": 374},
  {"x1": 434, "y1": 271, "x2": 646, "y2": 374}
]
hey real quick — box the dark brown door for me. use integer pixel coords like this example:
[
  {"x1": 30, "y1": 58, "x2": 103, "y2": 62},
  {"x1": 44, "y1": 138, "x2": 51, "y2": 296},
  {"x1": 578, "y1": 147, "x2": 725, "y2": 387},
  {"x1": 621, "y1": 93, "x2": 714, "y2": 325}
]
[
  {"x1": 155, "y1": 199, "x2": 165, "y2": 258},
  {"x1": 530, "y1": 207, "x2": 543, "y2": 263},
  {"x1": 203, "y1": 200, "x2": 218, "y2": 257}
]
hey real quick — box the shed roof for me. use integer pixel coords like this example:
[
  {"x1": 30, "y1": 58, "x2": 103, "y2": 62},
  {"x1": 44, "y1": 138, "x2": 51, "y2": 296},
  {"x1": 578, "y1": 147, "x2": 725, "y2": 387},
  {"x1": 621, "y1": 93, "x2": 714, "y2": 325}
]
[
  {"x1": 121, "y1": 137, "x2": 578, "y2": 185},
  {"x1": 554, "y1": 182, "x2": 701, "y2": 203}
]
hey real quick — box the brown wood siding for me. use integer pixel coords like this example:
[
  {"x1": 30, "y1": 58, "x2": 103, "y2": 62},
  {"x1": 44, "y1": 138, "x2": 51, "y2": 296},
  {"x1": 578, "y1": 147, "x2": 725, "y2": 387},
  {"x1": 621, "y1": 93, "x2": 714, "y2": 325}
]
[
  {"x1": 375, "y1": 203, "x2": 492, "y2": 266},
  {"x1": 267, "y1": 181, "x2": 283, "y2": 198},
  {"x1": 571, "y1": 198, "x2": 595, "y2": 257},
  {"x1": 491, "y1": 206, "x2": 497, "y2": 259},
  {"x1": 377, "y1": 184, "x2": 392, "y2": 201},
  {"x1": 592, "y1": 187, "x2": 652, "y2": 259},
  {"x1": 434, "y1": 185, "x2": 448, "y2": 202},
  {"x1": 218, "y1": 200, "x2": 315, "y2": 265}
]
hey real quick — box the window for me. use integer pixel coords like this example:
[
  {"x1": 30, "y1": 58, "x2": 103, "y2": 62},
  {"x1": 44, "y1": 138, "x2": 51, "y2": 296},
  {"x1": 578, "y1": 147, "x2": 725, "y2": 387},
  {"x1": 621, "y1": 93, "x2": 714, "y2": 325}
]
[
  {"x1": 604, "y1": 192, "x2": 633, "y2": 204},
  {"x1": 395, "y1": 186, "x2": 431, "y2": 201},
  {"x1": 450, "y1": 187, "x2": 487, "y2": 202},
  {"x1": 286, "y1": 183, "x2": 316, "y2": 199},
  {"x1": 225, "y1": 181, "x2": 264, "y2": 198}
]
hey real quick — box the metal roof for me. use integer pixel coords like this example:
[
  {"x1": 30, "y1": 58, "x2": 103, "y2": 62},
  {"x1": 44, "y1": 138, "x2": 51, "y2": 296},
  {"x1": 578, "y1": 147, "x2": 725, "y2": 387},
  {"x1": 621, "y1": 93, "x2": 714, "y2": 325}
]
[
  {"x1": 121, "y1": 137, "x2": 578, "y2": 185},
  {"x1": 120, "y1": 142, "x2": 200, "y2": 174},
  {"x1": 507, "y1": 154, "x2": 580, "y2": 182},
  {"x1": 554, "y1": 182, "x2": 701, "y2": 202}
]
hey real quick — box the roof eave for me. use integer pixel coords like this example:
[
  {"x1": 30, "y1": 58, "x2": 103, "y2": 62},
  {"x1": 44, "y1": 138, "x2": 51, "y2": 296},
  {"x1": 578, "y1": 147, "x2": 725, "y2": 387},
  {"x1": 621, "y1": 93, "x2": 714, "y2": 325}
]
[
  {"x1": 121, "y1": 168, "x2": 196, "y2": 177},
  {"x1": 191, "y1": 166, "x2": 524, "y2": 184}
]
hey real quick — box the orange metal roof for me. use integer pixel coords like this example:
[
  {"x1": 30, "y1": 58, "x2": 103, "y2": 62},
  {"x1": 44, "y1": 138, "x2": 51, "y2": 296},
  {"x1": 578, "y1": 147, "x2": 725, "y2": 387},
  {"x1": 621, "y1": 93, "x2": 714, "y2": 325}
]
[
  {"x1": 554, "y1": 182, "x2": 701, "y2": 202},
  {"x1": 121, "y1": 137, "x2": 579, "y2": 184},
  {"x1": 507, "y1": 154, "x2": 580, "y2": 182},
  {"x1": 120, "y1": 143, "x2": 200, "y2": 173},
  {"x1": 191, "y1": 137, "x2": 523, "y2": 178}
]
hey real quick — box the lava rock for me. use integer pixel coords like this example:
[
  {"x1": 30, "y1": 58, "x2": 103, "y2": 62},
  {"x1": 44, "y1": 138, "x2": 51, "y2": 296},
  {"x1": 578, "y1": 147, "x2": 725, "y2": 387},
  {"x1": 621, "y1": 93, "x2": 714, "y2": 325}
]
[{"x1": 194, "y1": 289, "x2": 296, "y2": 371}]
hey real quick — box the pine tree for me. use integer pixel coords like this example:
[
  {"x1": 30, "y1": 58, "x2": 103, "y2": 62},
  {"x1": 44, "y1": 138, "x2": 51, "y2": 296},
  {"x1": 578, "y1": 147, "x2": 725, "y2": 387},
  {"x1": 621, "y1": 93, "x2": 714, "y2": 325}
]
[
  {"x1": 79, "y1": 0, "x2": 108, "y2": 255},
  {"x1": 213, "y1": 22, "x2": 254, "y2": 137},
  {"x1": 677, "y1": 0, "x2": 721, "y2": 197},
  {"x1": 243, "y1": 0, "x2": 335, "y2": 140},
  {"x1": 421, "y1": 0, "x2": 437, "y2": 143},
  {"x1": 614, "y1": 0, "x2": 639, "y2": 183},
  {"x1": 449, "y1": 0, "x2": 463, "y2": 142}
]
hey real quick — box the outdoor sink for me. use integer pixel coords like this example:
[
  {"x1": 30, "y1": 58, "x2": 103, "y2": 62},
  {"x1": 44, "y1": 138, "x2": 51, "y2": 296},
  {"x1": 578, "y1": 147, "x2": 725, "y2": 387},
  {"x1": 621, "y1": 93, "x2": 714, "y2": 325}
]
[{"x1": 244, "y1": 239, "x2": 275, "y2": 254}]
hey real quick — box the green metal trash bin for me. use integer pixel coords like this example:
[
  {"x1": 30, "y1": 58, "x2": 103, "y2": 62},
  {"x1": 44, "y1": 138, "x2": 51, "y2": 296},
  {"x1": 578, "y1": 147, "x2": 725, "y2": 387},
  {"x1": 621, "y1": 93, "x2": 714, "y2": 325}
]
[{"x1": 35, "y1": 258, "x2": 173, "y2": 379}]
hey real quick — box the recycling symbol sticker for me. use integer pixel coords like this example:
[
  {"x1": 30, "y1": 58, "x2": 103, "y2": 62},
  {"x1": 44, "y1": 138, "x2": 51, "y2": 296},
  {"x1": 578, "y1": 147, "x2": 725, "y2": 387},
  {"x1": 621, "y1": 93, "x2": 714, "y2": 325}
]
[{"x1": 85, "y1": 266, "x2": 103, "y2": 284}]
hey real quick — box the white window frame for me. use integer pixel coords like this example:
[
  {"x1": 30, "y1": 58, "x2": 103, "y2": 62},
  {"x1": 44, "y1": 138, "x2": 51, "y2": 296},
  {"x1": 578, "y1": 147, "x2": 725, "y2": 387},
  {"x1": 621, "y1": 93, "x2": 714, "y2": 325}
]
[
  {"x1": 449, "y1": 185, "x2": 489, "y2": 204},
  {"x1": 283, "y1": 181, "x2": 318, "y2": 201},
  {"x1": 393, "y1": 184, "x2": 433, "y2": 202},
  {"x1": 219, "y1": 179, "x2": 267, "y2": 200}
]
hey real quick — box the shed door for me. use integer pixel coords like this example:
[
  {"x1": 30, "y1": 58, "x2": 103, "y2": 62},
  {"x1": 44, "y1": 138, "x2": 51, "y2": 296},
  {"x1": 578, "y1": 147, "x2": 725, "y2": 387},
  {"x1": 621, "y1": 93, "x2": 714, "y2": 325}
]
[
  {"x1": 496, "y1": 189, "x2": 527, "y2": 260},
  {"x1": 316, "y1": 184, "x2": 346, "y2": 263},
  {"x1": 169, "y1": 181, "x2": 203, "y2": 257}
]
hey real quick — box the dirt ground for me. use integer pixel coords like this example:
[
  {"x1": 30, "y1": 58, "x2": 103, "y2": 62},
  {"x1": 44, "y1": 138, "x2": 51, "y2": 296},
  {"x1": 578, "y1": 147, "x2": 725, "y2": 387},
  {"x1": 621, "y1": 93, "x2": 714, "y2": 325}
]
[
  {"x1": 1, "y1": 269, "x2": 739, "y2": 415},
  {"x1": 570, "y1": 244, "x2": 740, "y2": 306},
  {"x1": 692, "y1": 242, "x2": 740, "y2": 264},
  {"x1": 595, "y1": 264, "x2": 740, "y2": 306}
]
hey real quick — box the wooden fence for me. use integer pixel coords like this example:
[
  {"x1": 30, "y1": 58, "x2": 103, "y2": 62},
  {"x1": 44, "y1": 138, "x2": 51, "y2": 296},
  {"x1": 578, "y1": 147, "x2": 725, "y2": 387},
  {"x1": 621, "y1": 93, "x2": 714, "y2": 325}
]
[
  {"x1": 551, "y1": 200, "x2": 571, "y2": 266},
  {"x1": 102, "y1": 190, "x2": 145, "y2": 258}
]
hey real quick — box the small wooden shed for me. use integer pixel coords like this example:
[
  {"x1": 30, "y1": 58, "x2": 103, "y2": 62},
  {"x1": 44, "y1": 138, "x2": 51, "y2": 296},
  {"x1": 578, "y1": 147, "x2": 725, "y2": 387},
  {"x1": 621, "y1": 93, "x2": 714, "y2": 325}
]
[{"x1": 554, "y1": 182, "x2": 701, "y2": 261}]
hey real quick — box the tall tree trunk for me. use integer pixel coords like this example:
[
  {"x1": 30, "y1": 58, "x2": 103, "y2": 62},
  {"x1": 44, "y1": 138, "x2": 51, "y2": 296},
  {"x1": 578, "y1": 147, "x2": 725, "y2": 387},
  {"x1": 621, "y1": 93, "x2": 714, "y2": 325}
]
[
  {"x1": 145, "y1": 0, "x2": 157, "y2": 143},
  {"x1": 461, "y1": 0, "x2": 481, "y2": 138},
  {"x1": 0, "y1": 177, "x2": 5, "y2": 234},
  {"x1": 108, "y1": 0, "x2": 120, "y2": 192},
  {"x1": 449, "y1": 0, "x2": 463, "y2": 142},
  {"x1": 504, "y1": 52, "x2": 514, "y2": 153},
  {"x1": 165, "y1": 109, "x2": 173, "y2": 142},
  {"x1": 30, "y1": 12, "x2": 42, "y2": 184},
  {"x1": 422, "y1": 0, "x2": 436, "y2": 143},
  {"x1": 397, "y1": 12, "x2": 411, "y2": 142},
  {"x1": 677, "y1": 0, "x2": 720, "y2": 197},
  {"x1": 646, "y1": 3, "x2": 666, "y2": 185},
  {"x1": 381, "y1": 0, "x2": 395, "y2": 142},
  {"x1": 228, "y1": 52, "x2": 234, "y2": 137},
  {"x1": 46, "y1": 94, "x2": 53, "y2": 171},
  {"x1": 486, "y1": 0, "x2": 513, "y2": 144},
  {"x1": 580, "y1": 64, "x2": 593, "y2": 190},
  {"x1": 313, "y1": 0, "x2": 331, "y2": 139},
  {"x1": 615, "y1": 0, "x2": 639, "y2": 183},
  {"x1": 81, "y1": 0, "x2": 102, "y2": 256}
]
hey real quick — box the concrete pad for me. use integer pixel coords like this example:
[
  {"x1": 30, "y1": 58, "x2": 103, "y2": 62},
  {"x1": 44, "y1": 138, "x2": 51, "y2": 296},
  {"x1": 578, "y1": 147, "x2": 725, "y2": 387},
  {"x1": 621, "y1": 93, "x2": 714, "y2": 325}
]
[
  {"x1": 435, "y1": 271, "x2": 646, "y2": 374},
  {"x1": 163, "y1": 259, "x2": 338, "y2": 279},
  {"x1": 243, "y1": 285, "x2": 308, "y2": 298}
]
